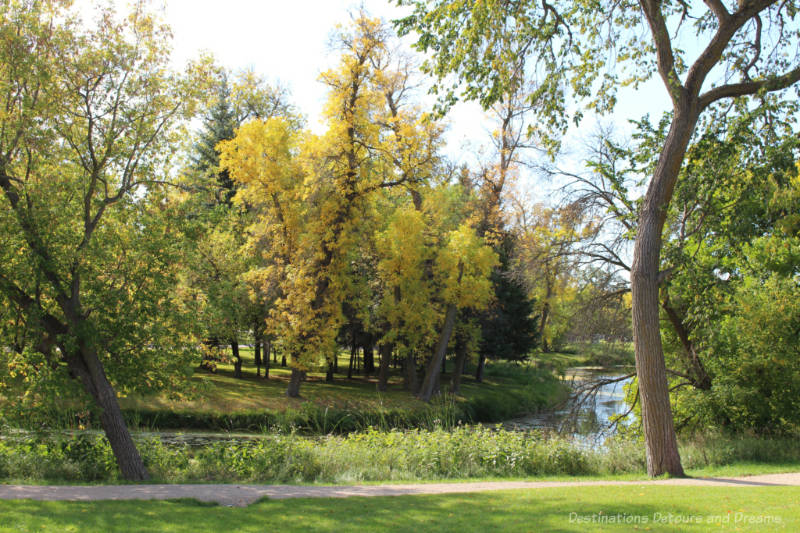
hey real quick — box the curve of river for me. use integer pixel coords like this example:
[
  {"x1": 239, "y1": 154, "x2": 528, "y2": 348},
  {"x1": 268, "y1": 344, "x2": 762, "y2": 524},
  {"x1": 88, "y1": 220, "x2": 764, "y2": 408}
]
[{"x1": 504, "y1": 367, "x2": 634, "y2": 445}]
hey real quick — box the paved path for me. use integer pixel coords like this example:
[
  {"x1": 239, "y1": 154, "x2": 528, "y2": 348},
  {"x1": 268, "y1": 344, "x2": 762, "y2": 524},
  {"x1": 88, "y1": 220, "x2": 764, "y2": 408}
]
[{"x1": 1, "y1": 473, "x2": 798, "y2": 507}]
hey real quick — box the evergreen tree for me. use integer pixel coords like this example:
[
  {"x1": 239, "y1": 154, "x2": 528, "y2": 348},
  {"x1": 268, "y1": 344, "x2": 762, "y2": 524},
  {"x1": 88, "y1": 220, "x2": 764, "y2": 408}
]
[
  {"x1": 192, "y1": 76, "x2": 238, "y2": 204},
  {"x1": 479, "y1": 234, "x2": 539, "y2": 365}
]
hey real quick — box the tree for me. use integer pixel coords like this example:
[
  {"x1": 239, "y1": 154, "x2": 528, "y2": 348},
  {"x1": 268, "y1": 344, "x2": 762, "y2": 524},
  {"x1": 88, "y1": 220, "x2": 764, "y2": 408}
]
[
  {"x1": 0, "y1": 1, "x2": 196, "y2": 480},
  {"x1": 221, "y1": 13, "x2": 446, "y2": 398},
  {"x1": 178, "y1": 68, "x2": 294, "y2": 379},
  {"x1": 477, "y1": 233, "x2": 539, "y2": 378},
  {"x1": 398, "y1": 0, "x2": 800, "y2": 476}
]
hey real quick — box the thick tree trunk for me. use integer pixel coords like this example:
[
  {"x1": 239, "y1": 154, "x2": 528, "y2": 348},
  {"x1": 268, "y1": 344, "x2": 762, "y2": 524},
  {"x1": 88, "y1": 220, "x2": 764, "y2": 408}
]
[
  {"x1": 287, "y1": 368, "x2": 305, "y2": 398},
  {"x1": 231, "y1": 340, "x2": 242, "y2": 379},
  {"x1": 631, "y1": 106, "x2": 697, "y2": 478},
  {"x1": 475, "y1": 353, "x2": 486, "y2": 383},
  {"x1": 377, "y1": 343, "x2": 392, "y2": 392},
  {"x1": 70, "y1": 347, "x2": 149, "y2": 481},
  {"x1": 281, "y1": 354, "x2": 286, "y2": 367},
  {"x1": 450, "y1": 338, "x2": 467, "y2": 395},
  {"x1": 326, "y1": 361, "x2": 334, "y2": 382},
  {"x1": 418, "y1": 303, "x2": 458, "y2": 402},
  {"x1": 333, "y1": 351, "x2": 339, "y2": 373}
]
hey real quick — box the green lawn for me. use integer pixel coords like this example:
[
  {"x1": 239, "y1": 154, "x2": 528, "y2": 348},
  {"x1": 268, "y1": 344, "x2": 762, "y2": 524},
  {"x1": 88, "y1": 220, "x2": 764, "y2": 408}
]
[
  {"x1": 113, "y1": 351, "x2": 565, "y2": 431},
  {"x1": 1, "y1": 486, "x2": 798, "y2": 532}
]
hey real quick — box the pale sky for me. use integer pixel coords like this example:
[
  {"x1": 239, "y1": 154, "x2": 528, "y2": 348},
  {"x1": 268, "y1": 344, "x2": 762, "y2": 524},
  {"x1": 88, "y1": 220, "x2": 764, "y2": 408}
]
[{"x1": 75, "y1": 0, "x2": 671, "y2": 196}]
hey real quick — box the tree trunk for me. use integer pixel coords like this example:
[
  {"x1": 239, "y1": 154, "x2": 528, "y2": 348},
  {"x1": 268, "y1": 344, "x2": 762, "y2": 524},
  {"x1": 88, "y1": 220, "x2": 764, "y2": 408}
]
[
  {"x1": 377, "y1": 343, "x2": 392, "y2": 392},
  {"x1": 363, "y1": 342, "x2": 375, "y2": 374},
  {"x1": 333, "y1": 351, "x2": 339, "y2": 373},
  {"x1": 631, "y1": 106, "x2": 697, "y2": 478},
  {"x1": 450, "y1": 338, "x2": 467, "y2": 395},
  {"x1": 539, "y1": 299, "x2": 551, "y2": 353},
  {"x1": 69, "y1": 347, "x2": 149, "y2": 481},
  {"x1": 662, "y1": 296, "x2": 711, "y2": 390},
  {"x1": 263, "y1": 340, "x2": 271, "y2": 379},
  {"x1": 326, "y1": 361, "x2": 334, "y2": 382},
  {"x1": 231, "y1": 340, "x2": 242, "y2": 379},
  {"x1": 281, "y1": 354, "x2": 286, "y2": 367},
  {"x1": 254, "y1": 340, "x2": 262, "y2": 378},
  {"x1": 287, "y1": 368, "x2": 305, "y2": 398},
  {"x1": 347, "y1": 343, "x2": 356, "y2": 379},
  {"x1": 403, "y1": 351, "x2": 419, "y2": 392},
  {"x1": 475, "y1": 353, "x2": 486, "y2": 383},
  {"x1": 418, "y1": 302, "x2": 458, "y2": 402}
]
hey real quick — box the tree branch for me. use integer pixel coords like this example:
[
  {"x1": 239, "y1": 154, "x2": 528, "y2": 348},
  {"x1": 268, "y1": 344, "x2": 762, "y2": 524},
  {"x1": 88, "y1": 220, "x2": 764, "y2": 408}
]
[{"x1": 698, "y1": 64, "x2": 800, "y2": 108}]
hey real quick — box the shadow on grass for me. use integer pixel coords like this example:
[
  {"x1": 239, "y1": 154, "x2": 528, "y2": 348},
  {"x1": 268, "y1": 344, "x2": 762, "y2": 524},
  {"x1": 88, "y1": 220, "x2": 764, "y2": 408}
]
[{"x1": 3, "y1": 487, "x2": 797, "y2": 532}]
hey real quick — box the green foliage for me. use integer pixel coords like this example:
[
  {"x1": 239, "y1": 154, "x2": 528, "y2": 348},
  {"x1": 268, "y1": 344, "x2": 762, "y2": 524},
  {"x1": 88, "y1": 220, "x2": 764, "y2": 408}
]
[
  {"x1": 479, "y1": 235, "x2": 539, "y2": 362},
  {"x1": 2, "y1": 428, "x2": 799, "y2": 484}
]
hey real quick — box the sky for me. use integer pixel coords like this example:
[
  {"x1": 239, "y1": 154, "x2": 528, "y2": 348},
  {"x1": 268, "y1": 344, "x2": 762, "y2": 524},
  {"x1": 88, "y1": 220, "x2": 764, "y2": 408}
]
[{"x1": 75, "y1": 0, "x2": 672, "y2": 199}]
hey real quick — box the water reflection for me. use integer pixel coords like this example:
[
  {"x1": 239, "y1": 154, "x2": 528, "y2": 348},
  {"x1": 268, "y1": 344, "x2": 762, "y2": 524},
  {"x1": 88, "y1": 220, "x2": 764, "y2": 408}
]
[{"x1": 504, "y1": 367, "x2": 634, "y2": 445}]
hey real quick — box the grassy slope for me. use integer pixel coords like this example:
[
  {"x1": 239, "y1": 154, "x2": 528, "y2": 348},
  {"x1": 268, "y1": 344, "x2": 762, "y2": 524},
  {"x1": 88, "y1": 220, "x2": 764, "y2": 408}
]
[
  {"x1": 115, "y1": 351, "x2": 565, "y2": 429},
  {"x1": 532, "y1": 341, "x2": 635, "y2": 372},
  {"x1": 1, "y1": 487, "x2": 798, "y2": 532}
]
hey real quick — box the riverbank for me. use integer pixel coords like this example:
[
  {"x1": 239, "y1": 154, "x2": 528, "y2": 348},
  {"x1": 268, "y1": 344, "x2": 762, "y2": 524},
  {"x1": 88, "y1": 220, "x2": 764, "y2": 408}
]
[
  {"x1": 2, "y1": 426, "x2": 799, "y2": 485},
  {"x1": 5, "y1": 359, "x2": 566, "y2": 434}
]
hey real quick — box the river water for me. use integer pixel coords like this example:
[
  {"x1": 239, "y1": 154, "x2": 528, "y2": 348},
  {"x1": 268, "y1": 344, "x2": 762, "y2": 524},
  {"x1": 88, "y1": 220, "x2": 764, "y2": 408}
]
[{"x1": 503, "y1": 367, "x2": 634, "y2": 444}]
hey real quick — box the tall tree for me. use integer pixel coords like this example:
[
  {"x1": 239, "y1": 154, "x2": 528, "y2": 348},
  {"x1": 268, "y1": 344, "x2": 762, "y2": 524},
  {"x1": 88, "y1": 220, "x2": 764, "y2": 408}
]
[
  {"x1": 0, "y1": 1, "x2": 195, "y2": 480},
  {"x1": 398, "y1": 0, "x2": 800, "y2": 476}
]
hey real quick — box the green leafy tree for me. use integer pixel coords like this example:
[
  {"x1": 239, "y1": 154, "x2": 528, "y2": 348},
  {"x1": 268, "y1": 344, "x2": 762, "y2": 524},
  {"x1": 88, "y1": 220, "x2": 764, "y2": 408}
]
[
  {"x1": 0, "y1": 1, "x2": 197, "y2": 480},
  {"x1": 398, "y1": 0, "x2": 800, "y2": 476}
]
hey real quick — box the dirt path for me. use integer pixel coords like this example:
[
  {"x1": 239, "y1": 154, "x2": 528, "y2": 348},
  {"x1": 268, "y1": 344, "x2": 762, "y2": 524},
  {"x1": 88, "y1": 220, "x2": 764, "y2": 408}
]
[{"x1": 1, "y1": 473, "x2": 798, "y2": 507}]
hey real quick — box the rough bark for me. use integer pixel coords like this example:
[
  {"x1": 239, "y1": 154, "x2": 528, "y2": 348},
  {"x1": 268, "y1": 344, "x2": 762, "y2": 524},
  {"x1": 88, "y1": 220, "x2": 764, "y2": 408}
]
[
  {"x1": 631, "y1": 0, "x2": 800, "y2": 479},
  {"x1": 630, "y1": 105, "x2": 698, "y2": 478},
  {"x1": 67, "y1": 346, "x2": 149, "y2": 481}
]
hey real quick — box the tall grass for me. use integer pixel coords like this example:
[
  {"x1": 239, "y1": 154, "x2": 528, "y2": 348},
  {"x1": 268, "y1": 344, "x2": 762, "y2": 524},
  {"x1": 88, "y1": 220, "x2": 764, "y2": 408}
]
[{"x1": 1, "y1": 427, "x2": 796, "y2": 484}]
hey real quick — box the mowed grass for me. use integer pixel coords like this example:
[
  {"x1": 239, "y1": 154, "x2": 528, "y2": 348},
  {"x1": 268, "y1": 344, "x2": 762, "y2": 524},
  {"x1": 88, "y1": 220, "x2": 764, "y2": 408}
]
[
  {"x1": 120, "y1": 349, "x2": 422, "y2": 413},
  {"x1": 1, "y1": 486, "x2": 798, "y2": 532},
  {"x1": 118, "y1": 349, "x2": 560, "y2": 420}
]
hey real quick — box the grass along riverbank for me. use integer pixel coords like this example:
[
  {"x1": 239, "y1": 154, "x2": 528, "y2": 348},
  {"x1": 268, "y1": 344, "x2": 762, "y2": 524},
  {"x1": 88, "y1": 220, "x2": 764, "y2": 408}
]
[
  {"x1": 1, "y1": 486, "x2": 798, "y2": 532},
  {"x1": 2, "y1": 426, "x2": 799, "y2": 485},
  {"x1": 7, "y1": 358, "x2": 566, "y2": 434}
]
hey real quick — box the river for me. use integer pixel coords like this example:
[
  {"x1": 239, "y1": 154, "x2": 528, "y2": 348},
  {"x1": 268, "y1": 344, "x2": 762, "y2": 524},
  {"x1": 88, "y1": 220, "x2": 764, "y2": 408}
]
[{"x1": 504, "y1": 367, "x2": 634, "y2": 444}]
